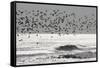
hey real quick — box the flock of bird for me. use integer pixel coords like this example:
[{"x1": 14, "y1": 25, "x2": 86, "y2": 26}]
[{"x1": 16, "y1": 9, "x2": 96, "y2": 35}]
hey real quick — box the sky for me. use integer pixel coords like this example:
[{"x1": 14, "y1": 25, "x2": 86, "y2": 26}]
[{"x1": 16, "y1": 3, "x2": 97, "y2": 34}]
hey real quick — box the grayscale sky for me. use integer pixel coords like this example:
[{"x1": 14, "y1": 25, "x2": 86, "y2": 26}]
[{"x1": 16, "y1": 3, "x2": 97, "y2": 34}]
